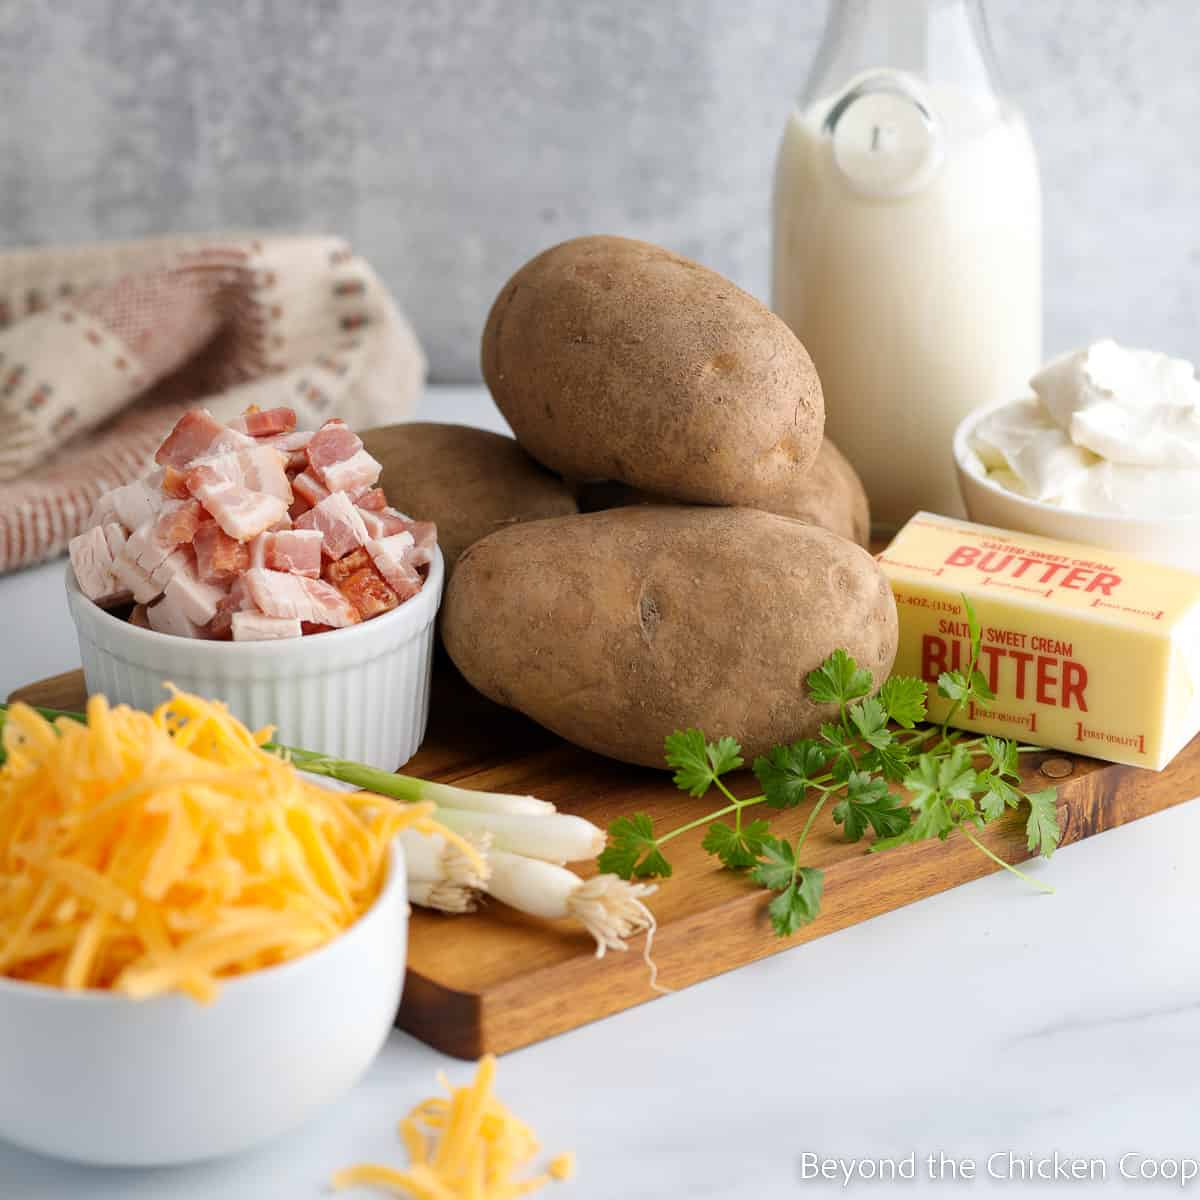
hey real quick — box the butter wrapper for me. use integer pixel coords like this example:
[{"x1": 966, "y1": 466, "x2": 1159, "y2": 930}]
[{"x1": 879, "y1": 513, "x2": 1200, "y2": 770}]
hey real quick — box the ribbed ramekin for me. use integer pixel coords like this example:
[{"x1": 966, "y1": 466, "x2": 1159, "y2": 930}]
[{"x1": 64, "y1": 547, "x2": 443, "y2": 770}]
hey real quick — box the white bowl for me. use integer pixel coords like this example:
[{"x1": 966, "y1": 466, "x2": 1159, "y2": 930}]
[
  {"x1": 65, "y1": 546, "x2": 444, "y2": 770},
  {"x1": 953, "y1": 406, "x2": 1200, "y2": 571},
  {"x1": 0, "y1": 843, "x2": 407, "y2": 1166}
]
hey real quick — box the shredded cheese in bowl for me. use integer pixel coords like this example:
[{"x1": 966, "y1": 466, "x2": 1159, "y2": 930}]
[{"x1": 0, "y1": 688, "x2": 450, "y2": 1002}]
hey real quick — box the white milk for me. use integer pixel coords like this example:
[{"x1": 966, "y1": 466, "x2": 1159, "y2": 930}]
[{"x1": 772, "y1": 79, "x2": 1041, "y2": 530}]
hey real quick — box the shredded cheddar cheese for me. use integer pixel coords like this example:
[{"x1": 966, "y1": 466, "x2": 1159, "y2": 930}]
[
  {"x1": 0, "y1": 688, "x2": 453, "y2": 1001},
  {"x1": 333, "y1": 1055, "x2": 575, "y2": 1198}
]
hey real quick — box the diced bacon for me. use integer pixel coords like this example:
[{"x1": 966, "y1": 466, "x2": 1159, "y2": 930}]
[
  {"x1": 306, "y1": 420, "x2": 360, "y2": 476},
  {"x1": 358, "y1": 506, "x2": 413, "y2": 539},
  {"x1": 292, "y1": 470, "x2": 330, "y2": 509},
  {"x1": 128, "y1": 604, "x2": 150, "y2": 629},
  {"x1": 322, "y1": 547, "x2": 371, "y2": 588},
  {"x1": 193, "y1": 522, "x2": 251, "y2": 583},
  {"x1": 161, "y1": 465, "x2": 191, "y2": 499},
  {"x1": 366, "y1": 533, "x2": 422, "y2": 602},
  {"x1": 155, "y1": 409, "x2": 254, "y2": 468},
  {"x1": 228, "y1": 406, "x2": 297, "y2": 438},
  {"x1": 264, "y1": 429, "x2": 314, "y2": 472},
  {"x1": 112, "y1": 548, "x2": 160, "y2": 605},
  {"x1": 155, "y1": 499, "x2": 206, "y2": 547},
  {"x1": 268, "y1": 513, "x2": 293, "y2": 532},
  {"x1": 109, "y1": 476, "x2": 168, "y2": 531},
  {"x1": 295, "y1": 491, "x2": 368, "y2": 560},
  {"x1": 339, "y1": 565, "x2": 400, "y2": 620},
  {"x1": 150, "y1": 548, "x2": 195, "y2": 592},
  {"x1": 162, "y1": 559, "x2": 227, "y2": 625},
  {"x1": 187, "y1": 445, "x2": 291, "y2": 504},
  {"x1": 321, "y1": 448, "x2": 382, "y2": 495},
  {"x1": 265, "y1": 528, "x2": 323, "y2": 578},
  {"x1": 69, "y1": 523, "x2": 130, "y2": 606},
  {"x1": 231, "y1": 612, "x2": 302, "y2": 641},
  {"x1": 146, "y1": 591, "x2": 204, "y2": 639},
  {"x1": 186, "y1": 457, "x2": 289, "y2": 541},
  {"x1": 243, "y1": 568, "x2": 360, "y2": 628},
  {"x1": 205, "y1": 574, "x2": 256, "y2": 639},
  {"x1": 355, "y1": 488, "x2": 386, "y2": 511},
  {"x1": 124, "y1": 519, "x2": 174, "y2": 576}
]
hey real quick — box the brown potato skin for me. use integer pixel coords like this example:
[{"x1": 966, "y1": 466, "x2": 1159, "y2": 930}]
[
  {"x1": 481, "y1": 235, "x2": 824, "y2": 506},
  {"x1": 361, "y1": 423, "x2": 578, "y2": 574},
  {"x1": 575, "y1": 436, "x2": 871, "y2": 549},
  {"x1": 442, "y1": 507, "x2": 897, "y2": 769}
]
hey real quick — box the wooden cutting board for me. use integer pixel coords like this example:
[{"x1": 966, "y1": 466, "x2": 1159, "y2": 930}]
[{"x1": 11, "y1": 664, "x2": 1200, "y2": 1060}]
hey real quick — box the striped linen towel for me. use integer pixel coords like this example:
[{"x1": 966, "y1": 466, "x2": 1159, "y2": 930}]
[{"x1": 0, "y1": 234, "x2": 425, "y2": 573}]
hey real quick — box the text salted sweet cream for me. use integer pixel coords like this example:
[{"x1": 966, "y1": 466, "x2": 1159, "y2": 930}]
[{"x1": 879, "y1": 513, "x2": 1200, "y2": 770}]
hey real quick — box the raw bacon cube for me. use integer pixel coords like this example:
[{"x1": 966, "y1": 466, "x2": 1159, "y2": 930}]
[
  {"x1": 205, "y1": 574, "x2": 256, "y2": 639},
  {"x1": 162, "y1": 559, "x2": 227, "y2": 625},
  {"x1": 193, "y1": 522, "x2": 251, "y2": 583},
  {"x1": 231, "y1": 612, "x2": 302, "y2": 641},
  {"x1": 265, "y1": 528, "x2": 323, "y2": 578},
  {"x1": 155, "y1": 500, "x2": 206, "y2": 547},
  {"x1": 108, "y1": 475, "x2": 168, "y2": 531},
  {"x1": 366, "y1": 533, "x2": 422, "y2": 602},
  {"x1": 228, "y1": 406, "x2": 297, "y2": 438},
  {"x1": 69, "y1": 523, "x2": 131, "y2": 606},
  {"x1": 355, "y1": 488, "x2": 386, "y2": 511},
  {"x1": 155, "y1": 409, "x2": 253, "y2": 468},
  {"x1": 146, "y1": 591, "x2": 205, "y2": 638},
  {"x1": 306, "y1": 420, "x2": 382, "y2": 494},
  {"x1": 292, "y1": 470, "x2": 330, "y2": 510},
  {"x1": 322, "y1": 547, "x2": 370, "y2": 588},
  {"x1": 339, "y1": 565, "x2": 400, "y2": 620},
  {"x1": 295, "y1": 491, "x2": 368, "y2": 560},
  {"x1": 243, "y1": 567, "x2": 360, "y2": 627}
]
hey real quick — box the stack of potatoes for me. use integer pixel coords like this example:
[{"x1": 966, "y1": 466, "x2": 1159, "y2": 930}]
[{"x1": 366, "y1": 236, "x2": 898, "y2": 769}]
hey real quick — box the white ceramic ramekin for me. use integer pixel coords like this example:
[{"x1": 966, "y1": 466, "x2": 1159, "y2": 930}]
[
  {"x1": 0, "y1": 843, "x2": 407, "y2": 1166},
  {"x1": 953, "y1": 405, "x2": 1200, "y2": 572},
  {"x1": 65, "y1": 547, "x2": 444, "y2": 769}
]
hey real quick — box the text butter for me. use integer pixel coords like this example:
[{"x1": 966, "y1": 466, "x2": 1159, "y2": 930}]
[{"x1": 879, "y1": 513, "x2": 1200, "y2": 770}]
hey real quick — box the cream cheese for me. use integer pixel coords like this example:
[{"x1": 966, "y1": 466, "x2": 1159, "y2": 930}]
[{"x1": 969, "y1": 340, "x2": 1200, "y2": 516}]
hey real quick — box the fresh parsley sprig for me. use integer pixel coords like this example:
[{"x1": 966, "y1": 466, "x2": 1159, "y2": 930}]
[{"x1": 597, "y1": 596, "x2": 1060, "y2": 937}]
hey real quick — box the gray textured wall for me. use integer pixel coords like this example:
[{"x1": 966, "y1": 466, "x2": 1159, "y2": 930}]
[{"x1": 0, "y1": 0, "x2": 1195, "y2": 380}]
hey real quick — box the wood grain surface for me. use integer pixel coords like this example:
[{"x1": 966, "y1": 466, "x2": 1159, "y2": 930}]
[{"x1": 11, "y1": 663, "x2": 1199, "y2": 1060}]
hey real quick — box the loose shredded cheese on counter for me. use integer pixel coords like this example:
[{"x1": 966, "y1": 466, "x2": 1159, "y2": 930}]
[
  {"x1": 0, "y1": 689, "x2": 445, "y2": 1001},
  {"x1": 333, "y1": 1055, "x2": 575, "y2": 1199}
]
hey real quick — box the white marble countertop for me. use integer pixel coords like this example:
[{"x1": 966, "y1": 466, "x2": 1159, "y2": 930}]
[{"x1": 2, "y1": 388, "x2": 1199, "y2": 1200}]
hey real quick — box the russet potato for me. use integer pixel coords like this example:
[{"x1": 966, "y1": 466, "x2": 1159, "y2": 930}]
[
  {"x1": 481, "y1": 235, "x2": 824, "y2": 507},
  {"x1": 442, "y1": 506, "x2": 897, "y2": 768}
]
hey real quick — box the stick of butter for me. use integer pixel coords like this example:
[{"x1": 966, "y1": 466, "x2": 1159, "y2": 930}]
[{"x1": 879, "y1": 512, "x2": 1200, "y2": 770}]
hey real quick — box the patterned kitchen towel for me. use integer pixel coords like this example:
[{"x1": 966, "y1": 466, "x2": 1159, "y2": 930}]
[{"x1": 0, "y1": 234, "x2": 425, "y2": 573}]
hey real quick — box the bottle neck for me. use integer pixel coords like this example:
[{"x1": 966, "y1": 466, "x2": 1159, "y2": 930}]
[{"x1": 804, "y1": 0, "x2": 1003, "y2": 109}]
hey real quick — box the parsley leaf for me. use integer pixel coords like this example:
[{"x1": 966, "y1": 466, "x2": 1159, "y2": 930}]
[
  {"x1": 598, "y1": 813, "x2": 673, "y2": 879},
  {"x1": 753, "y1": 739, "x2": 828, "y2": 808},
  {"x1": 833, "y1": 772, "x2": 912, "y2": 842},
  {"x1": 849, "y1": 697, "x2": 891, "y2": 749},
  {"x1": 879, "y1": 675, "x2": 927, "y2": 728},
  {"x1": 806, "y1": 649, "x2": 873, "y2": 706},
  {"x1": 938, "y1": 670, "x2": 971, "y2": 703},
  {"x1": 751, "y1": 835, "x2": 824, "y2": 935},
  {"x1": 701, "y1": 818, "x2": 770, "y2": 870},
  {"x1": 664, "y1": 729, "x2": 744, "y2": 797},
  {"x1": 751, "y1": 834, "x2": 797, "y2": 891},
  {"x1": 1025, "y1": 788, "x2": 1060, "y2": 858},
  {"x1": 979, "y1": 775, "x2": 1021, "y2": 821},
  {"x1": 984, "y1": 735, "x2": 1020, "y2": 780}
]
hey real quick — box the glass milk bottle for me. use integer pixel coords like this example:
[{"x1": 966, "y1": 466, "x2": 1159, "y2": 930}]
[{"x1": 772, "y1": 0, "x2": 1041, "y2": 531}]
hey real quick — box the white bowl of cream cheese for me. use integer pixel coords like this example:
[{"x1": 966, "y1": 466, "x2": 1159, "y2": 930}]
[{"x1": 954, "y1": 340, "x2": 1200, "y2": 571}]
